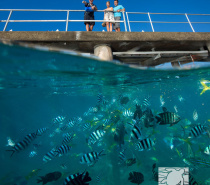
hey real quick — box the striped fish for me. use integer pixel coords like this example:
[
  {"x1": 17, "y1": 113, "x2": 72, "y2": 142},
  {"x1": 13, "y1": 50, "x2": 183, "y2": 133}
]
[
  {"x1": 83, "y1": 122, "x2": 91, "y2": 131},
  {"x1": 43, "y1": 149, "x2": 56, "y2": 162},
  {"x1": 135, "y1": 138, "x2": 155, "y2": 151},
  {"x1": 36, "y1": 128, "x2": 48, "y2": 136},
  {"x1": 6, "y1": 140, "x2": 30, "y2": 157},
  {"x1": 67, "y1": 119, "x2": 76, "y2": 127},
  {"x1": 29, "y1": 151, "x2": 37, "y2": 158},
  {"x1": 118, "y1": 150, "x2": 126, "y2": 165},
  {"x1": 88, "y1": 107, "x2": 98, "y2": 113},
  {"x1": 189, "y1": 173, "x2": 199, "y2": 185},
  {"x1": 103, "y1": 119, "x2": 111, "y2": 126},
  {"x1": 87, "y1": 130, "x2": 106, "y2": 145},
  {"x1": 80, "y1": 150, "x2": 105, "y2": 165},
  {"x1": 95, "y1": 175, "x2": 101, "y2": 183},
  {"x1": 130, "y1": 123, "x2": 142, "y2": 141},
  {"x1": 125, "y1": 158, "x2": 136, "y2": 167},
  {"x1": 55, "y1": 144, "x2": 72, "y2": 157},
  {"x1": 53, "y1": 116, "x2": 65, "y2": 124},
  {"x1": 6, "y1": 133, "x2": 37, "y2": 157},
  {"x1": 193, "y1": 110, "x2": 198, "y2": 121},
  {"x1": 204, "y1": 145, "x2": 210, "y2": 155},
  {"x1": 24, "y1": 133, "x2": 37, "y2": 143},
  {"x1": 189, "y1": 125, "x2": 206, "y2": 138},
  {"x1": 123, "y1": 109, "x2": 134, "y2": 117},
  {"x1": 156, "y1": 109, "x2": 181, "y2": 126},
  {"x1": 143, "y1": 96, "x2": 151, "y2": 107},
  {"x1": 97, "y1": 93, "x2": 107, "y2": 105},
  {"x1": 63, "y1": 171, "x2": 91, "y2": 185},
  {"x1": 62, "y1": 133, "x2": 75, "y2": 144}
]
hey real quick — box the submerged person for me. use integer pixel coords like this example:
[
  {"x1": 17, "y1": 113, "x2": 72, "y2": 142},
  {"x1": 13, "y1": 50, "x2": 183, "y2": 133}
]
[
  {"x1": 104, "y1": 1, "x2": 114, "y2": 32},
  {"x1": 113, "y1": 0, "x2": 125, "y2": 32},
  {"x1": 82, "y1": 0, "x2": 98, "y2": 32}
]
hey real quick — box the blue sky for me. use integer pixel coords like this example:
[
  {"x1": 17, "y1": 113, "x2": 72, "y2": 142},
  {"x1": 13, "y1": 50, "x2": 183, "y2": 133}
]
[{"x1": 0, "y1": 0, "x2": 210, "y2": 32}]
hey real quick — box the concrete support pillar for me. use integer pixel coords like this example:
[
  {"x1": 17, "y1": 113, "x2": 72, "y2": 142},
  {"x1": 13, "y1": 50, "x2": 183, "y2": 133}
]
[
  {"x1": 207, "y1": 42, "x2": 210, "y2": 52},
  {"x1": 94, "y1": 45, "x2": 113, "y2": 61}
]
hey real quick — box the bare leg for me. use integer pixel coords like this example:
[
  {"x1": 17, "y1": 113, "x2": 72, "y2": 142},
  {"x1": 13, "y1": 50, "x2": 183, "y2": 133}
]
[
  {"x1": 86, "y1": 24, "x2": 90, "y2": 32},
  {"x1": 106, "y1": 22, "x2": 110, "y2": 32},
  {"x1": 110, "y1": 23, "x2": 112, "y2": 32},
  {"x1": 90, "y1": 25, "x2": 94, "y2": 31}
]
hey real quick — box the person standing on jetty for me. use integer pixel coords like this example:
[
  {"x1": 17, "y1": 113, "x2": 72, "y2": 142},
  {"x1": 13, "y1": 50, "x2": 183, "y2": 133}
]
[
  {"x1": 113, "y1": 0, "x2": 125, "y2": 32},
  {"x1": 82, "y1": 0, "x2": 98, "y2": 31},
  {"x1": 104, "y1": 1, "x2": 114, "y2": 32}
]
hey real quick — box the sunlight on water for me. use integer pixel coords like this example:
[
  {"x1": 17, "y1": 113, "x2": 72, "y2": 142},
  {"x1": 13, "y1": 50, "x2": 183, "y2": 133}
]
[{"x1": 0, "y1": 43, "x2": 210, "y2": 185}]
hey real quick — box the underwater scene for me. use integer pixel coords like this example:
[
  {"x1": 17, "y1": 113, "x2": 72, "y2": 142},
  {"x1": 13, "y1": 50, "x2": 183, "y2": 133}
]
[{"x1": 1, "y1": 43, "x2": 210, "y2": 185}]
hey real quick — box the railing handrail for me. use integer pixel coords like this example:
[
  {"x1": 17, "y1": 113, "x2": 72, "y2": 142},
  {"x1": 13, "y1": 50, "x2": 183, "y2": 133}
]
[{"x1": 0, "y1": 9, "x2": 210, "y2": 32}]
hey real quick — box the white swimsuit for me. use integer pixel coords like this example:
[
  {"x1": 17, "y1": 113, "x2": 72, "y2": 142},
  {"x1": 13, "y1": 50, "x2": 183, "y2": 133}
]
[{"x1": 104, "y1": 11, "x2": 114, "y2": 22}]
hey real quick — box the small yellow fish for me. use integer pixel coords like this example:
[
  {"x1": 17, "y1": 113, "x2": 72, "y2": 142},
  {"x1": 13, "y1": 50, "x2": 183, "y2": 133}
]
[
  {"x1": 200, "y1": 80, "x2": 210, "y2": 95},
  {"x1": 150, "y1": 157, "x2": 159, "y2": 162},
  {"x1": 25, "y1": 169, "x2": 41, "y2": 180}
]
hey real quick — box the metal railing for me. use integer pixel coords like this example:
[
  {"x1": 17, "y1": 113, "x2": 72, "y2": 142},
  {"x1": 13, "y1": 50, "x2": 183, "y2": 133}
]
[
  {"x1": 126, "y1": 12, "x2": 210, "y2": 32},
  {"x1": 0, "y1": 9, "x2": 210, "y2": 32},
  {"x1": 0, "y1": 9, "x2": 127, "y2": 32}
]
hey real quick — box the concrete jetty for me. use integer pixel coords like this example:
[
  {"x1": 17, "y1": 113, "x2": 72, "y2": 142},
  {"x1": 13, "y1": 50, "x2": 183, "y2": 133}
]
[{"x1": 0, "y1": 31, "x2": 210, "y2": 66}]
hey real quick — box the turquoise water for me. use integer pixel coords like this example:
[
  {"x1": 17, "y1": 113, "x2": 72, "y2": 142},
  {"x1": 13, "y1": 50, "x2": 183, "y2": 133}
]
[{"x1": 1, "y1": 43, "x2": 210, "y2": 185}]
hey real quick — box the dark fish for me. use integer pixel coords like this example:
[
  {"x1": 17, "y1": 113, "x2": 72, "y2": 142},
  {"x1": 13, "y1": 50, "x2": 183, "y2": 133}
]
[
  {"x1": 125, "y1": 158, "x2": 136, "y2": 167},
  {"x1": 37, "y1": 171, "x2": 62, "y2": 185},
  {"x1": 80, "y1": 150, "x2": 105, "y2": 165},
  {"x1": 135, "y1": 138, "x2": 155, "y2": 151},
  {"x1": 128, "y1": 171, "x2": 144, "y2": 185},
  {"x1": 120, "y1": 96, "x2": 129, "y2": 105},
  {"x1": 155, "y1": 107, "x2": 181, "y2": 126},
  {"x1": 189, "y1": 125, "x2": 207, "y2": 138},
  {"x1": 141, "y1": 108, "x2": 156, "y2": 128},
  {"x1": 152, "y1": 163, "x2": 158, "y2": 182},
  {"x1": 63, "y1": 171, "x2": 91, "y2": 185},
  {"x1": 114, "y1": 122, "x2": 127, "y2": 147},
  {"x1": 133, "y1": 104, "x2": 143, "y2": 120},
  {"x1": 36, "y1": 128, "x2": 48, "y2": 136},
  {"x1": 43, "y1": 149, "x2": 56, "y2": 162},
  {"x1": 55, "y1": 144, "x2": 72, "y2": 156}
]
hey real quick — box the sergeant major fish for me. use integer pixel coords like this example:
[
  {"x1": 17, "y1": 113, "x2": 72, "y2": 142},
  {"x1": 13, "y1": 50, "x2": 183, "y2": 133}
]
[
  {"x1": 87, "y1": 130, "x2": 106, "y2": 145},
  {"x1": 55, "y1": 144, "x2": 72, "y2": 157},
  {"x1": 63, "y1": 171, "x2": 91, "y2": 185},
  {"x1": 155, "y1": 107, "x2": 181, "y2": 126},
  {"x1": 80, "y1": 150, "x2": 105, "y2": 166},
  {"x1": 135, "y1": 138, "x2": 156, "y2": 151}
]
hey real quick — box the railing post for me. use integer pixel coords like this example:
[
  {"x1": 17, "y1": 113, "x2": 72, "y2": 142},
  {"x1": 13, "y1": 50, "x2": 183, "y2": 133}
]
[
  {"x1": 185, "y1": 13, "x2": 195, "y2": 32},
  {"x1": 3, "y1": 10, "x2": 13, "y2": 31},
  {"x1": 65, "y1": 10, "x2": 69, "y2": 32},
  {"x1": 126, "y1": 12, "x2": 131, "y2": 32},
  {"x1": 122, "y1": 11, "x2": 127, "y2": 32},
  {"x1": 148, "y1": 12, "x2": 154, "y2": 32}
]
